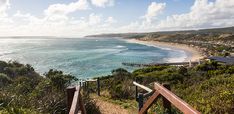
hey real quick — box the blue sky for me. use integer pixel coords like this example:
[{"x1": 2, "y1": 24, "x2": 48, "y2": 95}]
[
  {"x1": 0, "y1": 0, "x2": 233, "y2": 37},
  {"x1": 9, "y1": 0, "x2": 192, "y2": 25}
]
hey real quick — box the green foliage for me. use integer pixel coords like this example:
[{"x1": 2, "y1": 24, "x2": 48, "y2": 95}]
[
  {"x1": 83, "y1": 92, "x2": 101, "y2": 114},
  {"x1": 45, "y1": 69, "x2": 77, "y2": 90},
  {"x1": 0, "y1": 107, "x2": 39, "y2": 114},
  {"x1": 0, "y1": 61, "x2": 78, "y2": 114},
  {"x1": 2, "y1": 61, "x2": 39, "y2": 79},
  {"x1": 11, "y1": 76, "x2": 36, "y2": 95},
  {"x1": 0, "y1": 73, "x2": 12, "y2": 87},
  {"x1": 195, "y1": 61, "x2": 219, "y2": 71},
  {"x1": 135, "y1": 62, "x2": 234, "y2": 114},
  {"x1": 133, "y1": 66, "x2": 170, "y2": 76},
  {"x1": 225, "y1": 66, "x2": 234, "y2": 74},
  {"x1": 109, "y1": 68, "x2": 134, "y2": 99},
  {"x1": 100, "y1": 61, "x2": 234, "y2": 114},
  {"x1": 177, "y1": 74, "x2": 234, "y2": 114}
]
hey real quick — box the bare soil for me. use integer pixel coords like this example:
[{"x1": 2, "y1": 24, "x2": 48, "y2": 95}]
[{"x1": 91, "y1": 95, "x2": 136, "y2": 114}]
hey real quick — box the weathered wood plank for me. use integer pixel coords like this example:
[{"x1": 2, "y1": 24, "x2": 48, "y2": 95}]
[
  {"x1": 133, "y1": 81, "x2": 153, "y2": 93},
  {"x1": 69, "y1": 87, "x2": 80, "y2": 114},
  {"x1": 154, "y1": 83, "x2": 200, "y2": 114},
  {"x1": 67, "y1": 87, "x2": 76, "y2": 111},
  {"x1": 67, "y1": 86, "x2": 87, "y2": 114},
  {"x1": 139, "y1": 91, "x2": 160, "y2": 114}
]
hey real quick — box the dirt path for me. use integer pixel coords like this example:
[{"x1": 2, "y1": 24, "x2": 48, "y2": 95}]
[{"x1": 91, "y1": 95, "x2": 135, "y2": 114}]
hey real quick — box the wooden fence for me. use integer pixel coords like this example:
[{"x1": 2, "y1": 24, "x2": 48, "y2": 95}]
[
  {"x1": 66, "y1": 78, "x2": 100, "y2": 114},
  {"x1": 67, "y1": 86, "x2": 86, "y2": 114},
  {"x1": 133, "y1": 81, "x2": 201, "y2": 114}
]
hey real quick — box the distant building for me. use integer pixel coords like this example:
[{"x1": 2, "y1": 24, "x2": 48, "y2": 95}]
[{"x1": 207, "y1": 56, "x2": 234, "y2": 65}]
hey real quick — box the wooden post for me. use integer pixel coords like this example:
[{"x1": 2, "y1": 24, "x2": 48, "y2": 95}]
[
  {"x1": 66, "y1": 86, "x2": 76, "y2": 112},
  {"x1": 97, "y1": 77, "x2": 100, "y2": 96},
  {"x1": 135, "y1": 86, "x2": 138, "y2": 101},
  {"x1": 162, "y1": 84, "x2": 171, "y2": 114},
  {"x1": 138, "y1": 93, "x2": 144, "y2": 111},
  {"x1": 84, "y1": 81, "x2": 87, "y2": 89},
  {"x1": 86, "y1": 81, "x2": 89, "y2": 94},
  {"x1": 189, "y1": 60, "x2": 192, "y2": 67},
  {"x1": 79, "y1": 93, "x2": 87, "y2": 114},
  {"x1": 135, "y1": 78, "x2": 138, "y2": 101},
  {"x1": 79, "y1": 81, "x2": 82, "y2": 87}
]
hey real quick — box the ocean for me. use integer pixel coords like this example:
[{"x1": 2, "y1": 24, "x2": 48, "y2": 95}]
[{"x1": 0, "y1": 37, "x2": 188, "y2": 79}]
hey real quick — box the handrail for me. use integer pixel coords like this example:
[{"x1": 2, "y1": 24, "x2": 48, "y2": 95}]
[
  {"x1": 133, "y1": 82, "x2": 200, "y2": 114},
  {"x1": 154, "y1": 82, "x2": 200, "y2": 114},
  {"x1": 67, "y1": 86, "x2": 86, "y2": 114},
  {"x1": 133, "y1": 81, "x2": 153, "y2": 93}
]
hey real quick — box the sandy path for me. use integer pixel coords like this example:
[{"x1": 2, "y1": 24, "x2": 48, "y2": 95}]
[{"x1": 91, "y1": 95, "x2": 134, "y2": 114}]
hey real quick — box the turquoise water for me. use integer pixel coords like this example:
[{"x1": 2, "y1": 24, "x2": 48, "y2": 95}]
[{"x1": 0, "y1": 37, "x2": 187, "y2": 79}]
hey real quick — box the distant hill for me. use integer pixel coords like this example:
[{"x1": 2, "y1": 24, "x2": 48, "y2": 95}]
[
  {"x1": 85, "y1": 33, "x2": 148, "y2": 39},
  {"x1": 86, "y1": 26, "x2": 234, "y2": 38},
  {"x1": 86, "y1": 26, "x2": 234, "y2": 56}
]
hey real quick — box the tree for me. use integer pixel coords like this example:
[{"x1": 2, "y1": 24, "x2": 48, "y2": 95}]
[{"x1": 45, "y1": 69, "x2": 77, "y2": 90}]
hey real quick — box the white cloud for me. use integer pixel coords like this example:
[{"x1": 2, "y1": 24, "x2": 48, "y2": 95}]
[
  {"x1": 44, "y1": 0, "x2": 90, "y2": 16},
  {"x1": 144, "y1": 2, "x2": 166, "y2": 23},
  {"x1": 41, "y1": 0, "x2": 91, "y2": 29},
  {"x1": 1, "y1": 0, "x2": 234, "y2": 37},
  {"x1": 105, "y1": 16, "x2": 117, "y2": 24},
  {"x1": 0, "y1": 0, "x2": 10, "y2": 17},
  {"x1": 0, "y1": 0, "x2": 12, "y2": 25},
  {"x1": 117, "y1": 2, "x2": 166, "y2": 33},
  {"x1": 120, "y1": 0, "x2": 234, "y2": 33},
  {"x1": 88, "y1": 13, "x2": 102, "y2": 25},
  {"x1": 91, "y1": 0, "x2": 114, "y2": 8},
  {"x1": 1, "y1": 11, "x2": 117, "y2": 37},
  {"x1": 157, "y1": 0, "x2": 234, "y2": 30}
]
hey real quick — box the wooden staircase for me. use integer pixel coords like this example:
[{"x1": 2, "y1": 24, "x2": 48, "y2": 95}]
[
  {"x1": 66, "y1": 80, "x2": 201, "y2": 114},
  {"x1": 133, "y1": 81, "x2": 200, "y2": 114}
]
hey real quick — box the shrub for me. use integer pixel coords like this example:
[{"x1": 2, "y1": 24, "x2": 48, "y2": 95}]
[
  {"x1": 109, "y1": 68, "x2": 134, "y2": 99},
  {"x1": 45, "y1": 69, "x2": 77, "y2": 90},
  {"x1": 0, "y1": 73, "x2": 12, "y2": 87}
]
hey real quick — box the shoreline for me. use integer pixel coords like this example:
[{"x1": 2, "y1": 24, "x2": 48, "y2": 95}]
[{"x1": 125, "y1": 39, "x2": 204, "y2": 62}]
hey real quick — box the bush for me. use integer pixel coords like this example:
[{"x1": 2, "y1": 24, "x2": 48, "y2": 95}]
[
  {"x1": 45, "y1": 69, "x2": 77, "y2": 90},
  {"x1": 83, "y1": 92, "x2": 101, "y2": 114},
  {"x1": 0, "y1": 61, "x2": 80, "y2": 114},
  {"x1": 0, "y1": 73, "x2": 12, "y2": 87},
  {"x1": 196, "y1": 61, "x2": 219, "y2": 71},
  {"x1": 109, "y1": 68, "x2": 134, "y2": 99}
]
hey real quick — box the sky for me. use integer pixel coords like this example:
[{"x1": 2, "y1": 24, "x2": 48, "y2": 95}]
[{"x1": 0, "y1": 0, "x2": 234, "y2": 37}]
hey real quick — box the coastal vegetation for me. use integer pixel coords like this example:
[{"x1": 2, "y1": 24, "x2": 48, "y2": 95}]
[
  {"x1": 0, "y1": 61, "x2": 99, "y2": 114},
  {"x1": 142, "y1": 32, "x2": 234, "y2": 56},
  {"x1": 95, "y1": 61, "x2": 234, "y2": 114},
  {"x1": 1, "y1": 26, "x2": 234, "y2": 114},
  {"x1": 0, "y1": 60, "x2": 233, "y2": 113}
]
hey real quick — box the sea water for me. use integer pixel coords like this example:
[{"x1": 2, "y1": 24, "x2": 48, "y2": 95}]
[{"x1": 0, "y1": 37, "x2": 188, "y2": 79}]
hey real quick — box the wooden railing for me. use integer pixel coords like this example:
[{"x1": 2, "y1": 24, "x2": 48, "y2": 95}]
[
  {"x1": 80, "y1": 78, "x2": 101, "y2": 96},
  {"x1": 133, "y1": 81, "x2": 201, "y2": 114},
  {"x1": 66, "y1": 86, "x2": 86, "y2": 114}
]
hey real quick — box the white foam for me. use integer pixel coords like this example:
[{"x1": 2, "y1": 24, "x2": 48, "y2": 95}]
[
  {"x1": 166, "y1": 56, "x2": 187, "y2": 63},
  {"x1": 116, "y1": 45, "x2": 125, "y2": 48},
  {"x1": 165, "y1": 50, "x2": 188, "y2": 63},
  {"x1": 125, "y1": 39, "x2": 172, "y2": 51}
]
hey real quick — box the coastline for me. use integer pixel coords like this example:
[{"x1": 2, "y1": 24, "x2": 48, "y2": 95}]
[{"x1": 125, "y1": 39, "x2": 204, "y2": 62}]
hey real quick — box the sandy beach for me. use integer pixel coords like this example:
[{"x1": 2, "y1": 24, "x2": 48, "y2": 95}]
[{"x1": 126, "y1": 39, "x2": 204, "y2": 62}]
